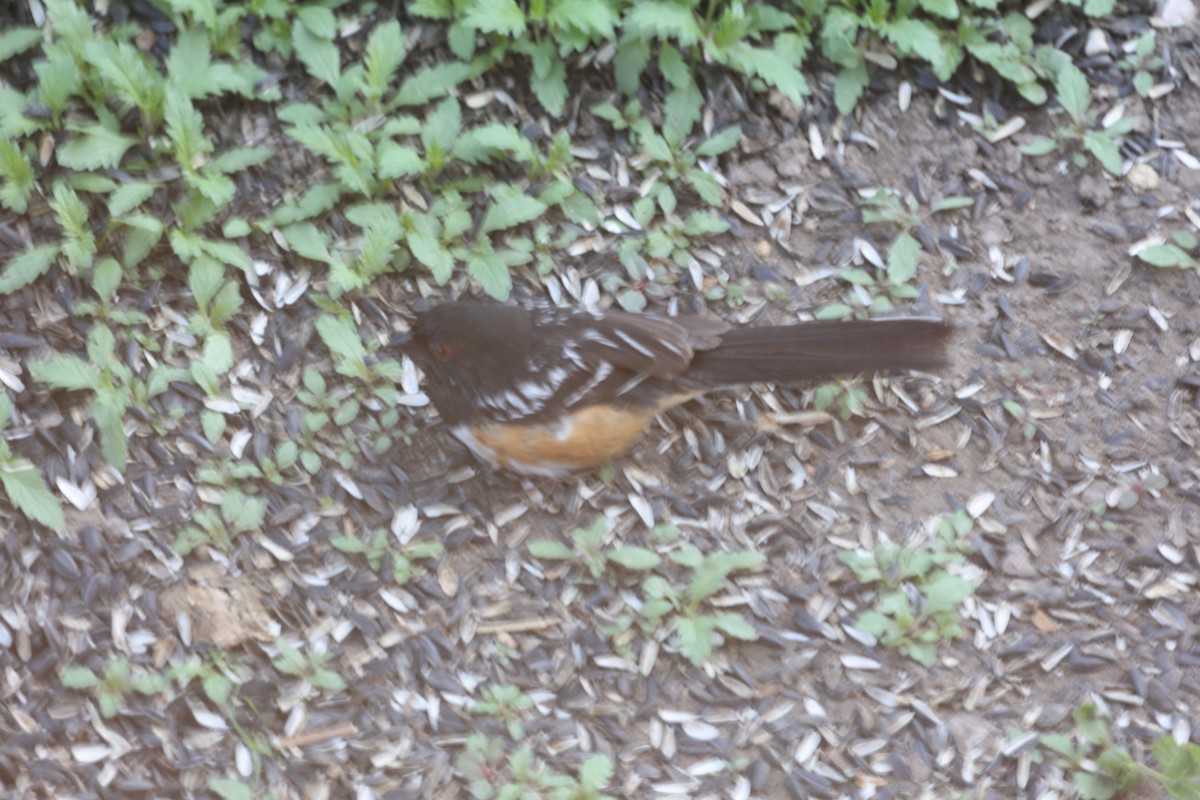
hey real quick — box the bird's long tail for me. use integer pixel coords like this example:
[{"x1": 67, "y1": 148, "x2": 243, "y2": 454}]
[{"x1": 681, "y1": 319, "x2": 952, "y2": 388}]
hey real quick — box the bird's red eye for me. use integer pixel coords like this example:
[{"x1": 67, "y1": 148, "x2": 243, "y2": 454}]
[{"x1": 432, "y1": 343, "x2": 453, "y2": 360}]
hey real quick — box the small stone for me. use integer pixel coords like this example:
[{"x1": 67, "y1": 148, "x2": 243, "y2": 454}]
[
  {"x1": 1084, "y1": 29, "x2": 1109, "y2": 56},
  {"x1": 1078, "y1": 173, "x2": 1113, "y2": 207},
  {"x1": 1126, "y1": 163, "x2": 1160, "y2": 191}
]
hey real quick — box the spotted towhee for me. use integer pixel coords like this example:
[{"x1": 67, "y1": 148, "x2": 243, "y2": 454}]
[{"x1": 392, "y1": 300, "x2": 951, "y2": 476}]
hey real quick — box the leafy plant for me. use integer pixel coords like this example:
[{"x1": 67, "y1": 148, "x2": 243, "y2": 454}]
[
  {"x1": 1033, "y1": 703, "x2": 1173, "y2": 800},
  {"x1": 630, "y1": 543, "x2": 764, "y2": 666},
  {"x1": 529, "y1": 517, "x2": 662, "y2": 580},
  {"x1": 615, "y1": 0, "x2": 809, "y2": 105},
  {"x1": 822, "y1": 187, "x2": 972, "y2": 319},
  {"x1": 1116, "y1": 30, "x2": 1161, "y2": 98},
  {"x1": 29, "y1": 324, "x2": 136, "y2": 472},
  {"x1": 0, "y1": 393, "x2": 65, "y2": 532},
  {"x1": 838, "y1": 509, "x2": 975, "y2": 666},
  {"x1": 61, "y1": 657, "x2": 169, "y2": 718},
  {"x1": 1020, "y1": 62, "x2": 1135, "y2": 176},
  {"x1": 455, "y1": 733, "x2": 618, "y2": 800},
  {"x1": 172, "y1": 486, "x2": 269, "y2": 556},
  {"x1": 1135, "y1": 230, "x2": 1199, "y2": 275},
  {"x1": 331, "y1": 528, "x2": 443, "y2": 585},
  {"x1": 471, "y1": 684, "x2": 537, "y2": 740},
  {"x1": 414, "y1": 0, "x2": 619, "y2": 117},
  {"x1": 271, "y1": 637, "x2": 346, "y2": 695}
]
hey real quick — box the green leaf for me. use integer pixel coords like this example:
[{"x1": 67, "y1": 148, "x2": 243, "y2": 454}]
[
  {"x1": 294, "y1": 23, "x2": 340, "y2": 87},
  {"x1": 394, "y1": 62, "x2": 470, "y2": 107},
  {"x1": 713, "y1": 611, "x2": 758, "y2": 641},
  {"x1": 50, "y1": 182, "x2": 95, "y2": 269},
  {"x1": 61, "y1": 665, "x2": 101, "y2": 689},
  {"x1": 207, "y1": 777, "x2": 254, "y2": 796},
  {"x1": 0, "y1": 459, "x2": 65, "y2": 531},
  {"x1": 1083, "y1": 132, "x2": 1122, "y2": 175},
  {"x1": 614, "y1": 38, "x2": 651, "y2": 95},
  {"x1": 0, "y1": 138, "x2": 34, "y2": 213},
  {"x1": 203, "y1": 333, "x2": 234, "y2": 375},
  {"x1": 29, "y1": 354, "x2": 98, "y2": 391},
  {"x1": 283, "y1": 222, "x2": 332, "y2": 263},
  {"x1": 363, "y1": 20, "x2": 406, "y2": 101},
  {"x1": 528, "y1": 50, "x2": 567, "y2": 117},
  {"x1": 223, "y1": 491, "x2": 266, "y2": 533},
  {"x1": 834, "y1": 59, "x2": 869, "y2": 116},
  {"x1": 686, "y1": 169, "x2": 723, "y2": 206},
  {"x1": 465, "y1": 0, "x2": 527, "y2": 35},
  {"x1": 922, "y1": 571, "x2": 973, "y2": 613},
  {"x1": 467, "y1": 252, "x2": 512, "y2": 300},
  {"x1": 201, "y1": 409, "x2": 226, "y2": 444},
  {"x1": 1136, "y1": 244, "x2": 1196, "y2": 269},
  {"x1": 675, "y1": 615, "x2": 714, "y2": 665},
  {"x1": 550, "y1": 0, "x2": 617, "y2": 39},
  {"x1": 606, "y1": 546, "x2": 661, "y2": 570},
  {"x1": 411, "y1": 0, "x2": 451, "y2": 19},
  {"x1": 578, "y1": 753, "x2": 614, "y2": 790},
  {"x1": 377, "y1": 142, "x2": 423, "y2": 178},
  {"x1": 816, "y1": 303, "x2": 852, "y2": 320},
  {"x1": 887, "y1": 232, "x2": 920, "y2": 285},
  {"x1": 0, "y1": 27, "x2": 42, "y2": 61},
  {"x1": 189, "y1": 256, "x2": 225, "y2": 313},
  {"x1": 886, "y1": 19, "x2": 956, "y2": 81},
  {"x1": 481, "y1": 187, "x2": 547, "y2": 234},
  {"x1": 617, "y1": 289, "x2": 646, "y2": 312},
  {"x1": 0, "y1": 244, "x2": 58, "y2": 295},
  {"x1": 623, "y1": 1, "x2": 702, "y2": 46},
  {"x1": 528, "y1": 540, "x2": 575, "y2": 560},
  {"x1": 695, "y1": 125, "x2": 741, "y2": 157},
  {"x1": 1020, "y1": 137, "x2": 1058, "y2": 156},
  {"x1": 309, "y1": 668, "x2": 346, "y2": 692},
  {"x1": 208, "y1": 146, "x2": 274, "y2": 174},
  {"x1": 316, "y1": 314, "x2": 367, "y2": 363},
  {"x1": 107, "y1": 182, "x2": 158, "y2": 217},
  {"x1": 422, "y1": 96, "x2": 462, "y2": 152},
  {"x1": 90, "y1": 256, "x2": 121, "y2": 302},
  {"x1": 408, "y1": 230, "x2": 454, "y2": 284},
  {"x1": 1055, "y1": 63, "x2": 1091, "y2": 123},
  {"x1": 918, "y1": 0, "x2": 959, "y2": 19}
]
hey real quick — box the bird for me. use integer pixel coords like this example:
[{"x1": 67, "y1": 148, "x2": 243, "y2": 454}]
[{"x1": 391, "y1": 300, "x2": 952, "y2": 477}]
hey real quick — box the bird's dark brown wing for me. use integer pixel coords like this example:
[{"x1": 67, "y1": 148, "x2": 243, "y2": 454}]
[{"x1": 572, "y1": 311, "x2": 731, "y2": 378}]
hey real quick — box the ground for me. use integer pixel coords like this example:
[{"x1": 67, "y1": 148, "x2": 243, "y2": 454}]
[{"x1": 2, "y1": 9, "x2": 1200, "y2": 800}]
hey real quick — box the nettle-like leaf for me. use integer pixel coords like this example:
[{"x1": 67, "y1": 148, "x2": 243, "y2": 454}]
[
  {"x1": 0, "y1": 244, "x2": 58, "y2": 295},
  {"x1": 316, "y1": 313, "x2": 368, "y2": 367},
  {"x1": 465, "y1": 0, "x2": 527, "y2": 36},
  {"x1": 0, "y1": 452, "x2": 66, "y2": 532},
  {"x1": 363, "y1": 20, "x2": 406, "y2": 103},
  {"x1": 0, "y1": 26, "x2": 42, "y2": 62},
  {"x1": 392, "y1": 61, "x2": 470, "y2": 107},
  {"x1": 480, "y1": 185, "x2": 548, "y2": 234},
  {"x1": 57, "y1": 123, "x2": 138, "y2": 170},
  {"x1": 622, "y1": 1, "x2": 702, "y2": 46},
  {"x1": 82, "y1": 39, "x2": 165, "y2": 125},
  {"x1": 49, "y1": 183, "x2": 96, "y2": 269},
  {"x1": 467, "y1": 250, "x2": 512, "y2": 300},
  {"x1": 0, "y1": 138, "x2": 34, "y2": 213},
  {"x1": 1055, "y1": 62, "x2": 1092, "y2": 124},
  {"x1": 294, "y1": 9, "x2": 340, "y2": 87}
]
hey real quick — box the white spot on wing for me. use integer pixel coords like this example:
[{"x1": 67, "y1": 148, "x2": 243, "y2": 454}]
[
  {"x1": 614, "y1": 329, "x2": 655, "y2": 358},
  {"x1": 614, "y1": 373, "x2": 649, "y2": 396},
  {"x1": 564, "y1": 360, "x2": 613, "y2": 407}
]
